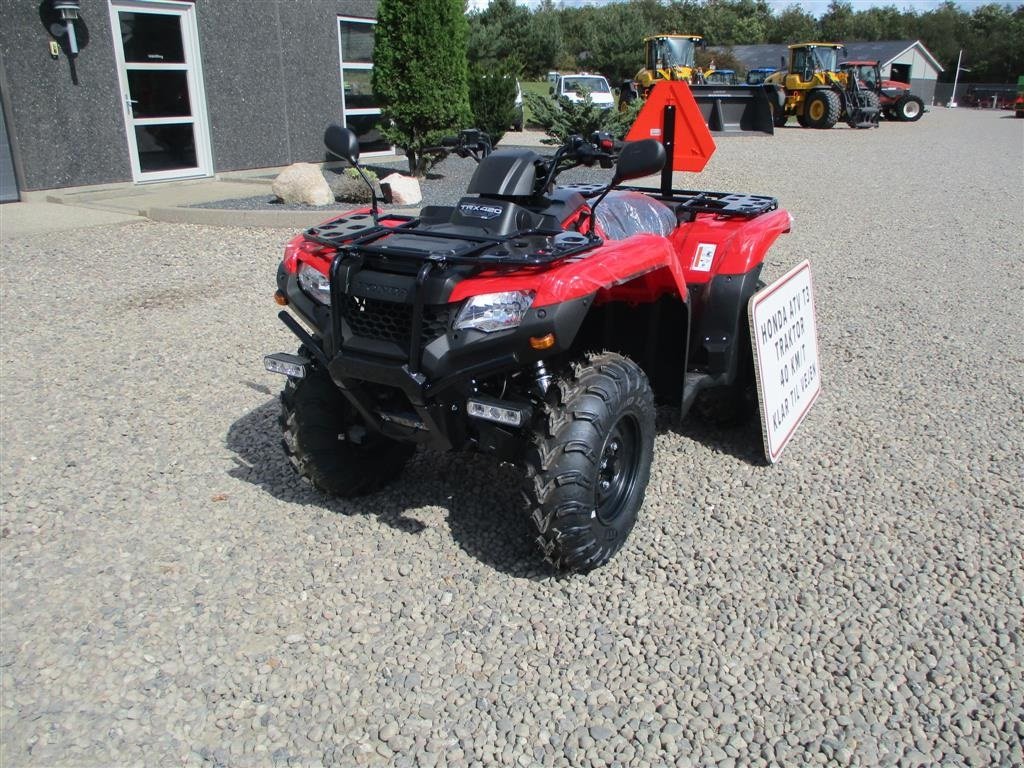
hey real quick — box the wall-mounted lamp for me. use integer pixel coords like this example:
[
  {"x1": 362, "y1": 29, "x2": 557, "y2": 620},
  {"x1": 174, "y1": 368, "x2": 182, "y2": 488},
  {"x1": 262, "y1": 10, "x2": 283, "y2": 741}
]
[{"x1": 51, "y1": 0, "x2": 81, "y2": 54}]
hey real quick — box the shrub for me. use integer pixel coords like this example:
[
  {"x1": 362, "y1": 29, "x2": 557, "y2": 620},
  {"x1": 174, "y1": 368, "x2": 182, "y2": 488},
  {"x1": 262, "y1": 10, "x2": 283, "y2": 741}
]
[
  {"x1": 524, "y1": 90, "x2": 641, "y2": 144},
  {"x1": 468, "y1": 62, "x2": 520, "y2": 146}
]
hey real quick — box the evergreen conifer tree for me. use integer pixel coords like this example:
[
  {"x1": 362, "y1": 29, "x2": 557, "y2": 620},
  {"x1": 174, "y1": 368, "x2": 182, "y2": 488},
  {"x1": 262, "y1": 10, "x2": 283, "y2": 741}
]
[{"x1": 373, "y1": 0, "x2": 473, "y2": 175}]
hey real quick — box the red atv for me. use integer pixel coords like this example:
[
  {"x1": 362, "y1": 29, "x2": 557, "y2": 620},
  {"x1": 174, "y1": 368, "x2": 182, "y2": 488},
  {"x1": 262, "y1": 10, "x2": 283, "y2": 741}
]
[
  {"x1": 840, "y1": 61, "x2": 925, "y2": 122},
  {"x1": 265, "y1": 84, "x2": 791, "y2": 572}
]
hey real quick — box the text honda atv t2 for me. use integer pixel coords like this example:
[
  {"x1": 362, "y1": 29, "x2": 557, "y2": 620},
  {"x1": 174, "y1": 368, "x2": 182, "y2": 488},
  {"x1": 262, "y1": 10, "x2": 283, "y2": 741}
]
[{"x1": 265, "y1": 83, "x2": 792, "y2": 572}]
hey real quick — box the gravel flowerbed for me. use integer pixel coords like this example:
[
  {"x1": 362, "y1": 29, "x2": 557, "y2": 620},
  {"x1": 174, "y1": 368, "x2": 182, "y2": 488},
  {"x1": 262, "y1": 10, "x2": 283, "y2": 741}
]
[
  {"x1": 2, "y1": 110, "x2": 1022, "y2": 767},
  {"x1": 189, "y1": 142, "x2": 609, "y2": 213}
]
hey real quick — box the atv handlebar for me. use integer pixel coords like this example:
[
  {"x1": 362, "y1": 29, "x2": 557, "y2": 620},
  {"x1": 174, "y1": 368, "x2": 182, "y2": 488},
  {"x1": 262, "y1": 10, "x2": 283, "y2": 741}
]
[
  {"x1": 426, "y1": 129, "x2": 493, "y2": 163},
  {"x1": 535, "y1": 131, "x2": 622, "y2": 193}
]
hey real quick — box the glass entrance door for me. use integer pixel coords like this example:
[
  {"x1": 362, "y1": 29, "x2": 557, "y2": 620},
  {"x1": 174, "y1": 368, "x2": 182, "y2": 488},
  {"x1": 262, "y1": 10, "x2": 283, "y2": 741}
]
[{"x1": 109, "y1": 0, "x2": 212, "y2": 181}]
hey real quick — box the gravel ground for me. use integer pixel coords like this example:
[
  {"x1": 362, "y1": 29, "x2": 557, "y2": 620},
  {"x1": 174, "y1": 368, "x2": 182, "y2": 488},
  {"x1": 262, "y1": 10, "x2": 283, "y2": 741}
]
[{"x1": 2, "y1": 109, "x2": 1022, "y2": 767}]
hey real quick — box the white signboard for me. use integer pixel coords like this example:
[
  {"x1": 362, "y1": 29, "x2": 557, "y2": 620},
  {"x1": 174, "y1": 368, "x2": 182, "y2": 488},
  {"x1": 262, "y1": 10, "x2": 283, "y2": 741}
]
[{"x1": 748, "y1": 260, "x2": 821, "y2": 463}]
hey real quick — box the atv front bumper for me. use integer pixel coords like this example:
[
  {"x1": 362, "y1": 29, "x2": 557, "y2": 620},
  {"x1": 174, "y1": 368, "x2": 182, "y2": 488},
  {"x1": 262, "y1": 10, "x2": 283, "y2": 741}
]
[{"x1": 273, "y1": 268, "x2": 592, "y2": 452}]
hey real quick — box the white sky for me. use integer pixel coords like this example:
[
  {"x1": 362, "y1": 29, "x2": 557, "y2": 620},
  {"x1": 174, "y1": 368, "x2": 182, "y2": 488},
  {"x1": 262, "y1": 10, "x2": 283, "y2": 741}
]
[{"x1": 480, "y1": 1, "x2": 1018, "y2": 16}]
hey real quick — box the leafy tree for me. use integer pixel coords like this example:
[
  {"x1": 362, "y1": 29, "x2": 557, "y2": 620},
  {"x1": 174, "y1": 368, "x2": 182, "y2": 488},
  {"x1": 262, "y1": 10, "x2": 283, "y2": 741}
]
[
  {"x1": 916, "y1": 1, "x2": 972, "y2": 78},
  {"x1": 468, "y1": 61, "x2": 519, "y2": 146},
  {"x1": 702, "y1": 0, "x2": 773, "y2": 45},
  {"x1": 767, "y1": 5, "x2": 817, "y2": 44},
  {"x1": 819, "y1": 0, "x2": 855, "y2": 41},
  {"x1": 520, "y1": 1, "x2": 564, "y2": 79},
  {"x1": 467, "y1": 0, "x2": 530, "y2": 69},
  {"x1": 373, "y1": 0, "x2": 472, "y2": 176}
]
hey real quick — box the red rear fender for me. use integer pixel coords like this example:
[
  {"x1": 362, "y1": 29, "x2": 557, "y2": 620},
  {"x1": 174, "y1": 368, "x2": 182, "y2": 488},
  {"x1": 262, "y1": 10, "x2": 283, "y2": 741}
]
[{"x1": 671, "y1": 208, "x2": 792, "y2": 281}]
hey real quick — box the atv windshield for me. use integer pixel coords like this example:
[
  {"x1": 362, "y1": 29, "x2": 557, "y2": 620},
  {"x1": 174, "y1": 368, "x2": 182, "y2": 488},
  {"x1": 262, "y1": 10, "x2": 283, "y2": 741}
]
[{"x1": 647, "y1": 37, "x2": 697, "y2": 70}]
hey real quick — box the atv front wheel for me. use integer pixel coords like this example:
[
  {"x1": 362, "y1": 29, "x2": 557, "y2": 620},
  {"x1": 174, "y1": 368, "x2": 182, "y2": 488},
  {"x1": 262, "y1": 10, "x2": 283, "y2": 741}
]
[
  {"x1": 522, "y1": 352, "x2": 655, "y2": 573},
  {"x1": 280, "y1": 365, "x2": 414, "y2": 496}
]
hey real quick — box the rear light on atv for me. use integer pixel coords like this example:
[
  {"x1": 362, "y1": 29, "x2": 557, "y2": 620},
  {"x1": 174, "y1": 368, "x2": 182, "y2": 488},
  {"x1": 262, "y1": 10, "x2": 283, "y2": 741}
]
[
  {"x1": 297, "y1": 263, "x2": 332, "y2": 306},
  {"x1": 274, "y1": 290, "x2": 288, "y2": 306},
  {"x1": 454, "y1": 291, "x2": 535, "y2": 333}
]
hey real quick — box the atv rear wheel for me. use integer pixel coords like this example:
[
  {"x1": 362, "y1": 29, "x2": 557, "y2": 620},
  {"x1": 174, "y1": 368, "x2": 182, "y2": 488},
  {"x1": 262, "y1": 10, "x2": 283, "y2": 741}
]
[
  {"x1": 280, "y1": 365, "x2": 414, "y2": 497},
  {"x1": 804, "y1": 90, "x2": 840, "y2": 129},
  {"x1": 895, "y1": 94, "x2": 924, "y2": 121},
  {"x1": 522, "y1": 352, "x2": 655, "y2": 573}
]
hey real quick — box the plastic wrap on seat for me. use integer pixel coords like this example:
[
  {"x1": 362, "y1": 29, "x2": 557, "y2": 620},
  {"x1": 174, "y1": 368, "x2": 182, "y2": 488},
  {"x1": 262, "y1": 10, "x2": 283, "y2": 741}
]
[{"x1": 595, "y1": 191, "x2": 677, "y2": 240}]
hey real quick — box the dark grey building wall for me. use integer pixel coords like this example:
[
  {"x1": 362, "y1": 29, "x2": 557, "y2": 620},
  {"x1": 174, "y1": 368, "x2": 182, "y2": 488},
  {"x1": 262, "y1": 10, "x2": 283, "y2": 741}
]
[
  {"x1": 195, "y1": 0, "x2": 378, "y2": 173},
  {"x1": 0, "y1": 0, "x2": 377, "y2": 190},
  {"x1": 0, "y1": 0, "x2": 132, "y2": 190},
  {"x1": 910, "y1": 77, "x2": 936, "y2": 105}
]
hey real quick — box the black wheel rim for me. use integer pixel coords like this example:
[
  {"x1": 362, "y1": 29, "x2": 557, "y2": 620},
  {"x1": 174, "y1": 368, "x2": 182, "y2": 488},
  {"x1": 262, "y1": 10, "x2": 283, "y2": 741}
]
[{"x1": 595, "y1": 414, "x2": 642, "y2": 524}]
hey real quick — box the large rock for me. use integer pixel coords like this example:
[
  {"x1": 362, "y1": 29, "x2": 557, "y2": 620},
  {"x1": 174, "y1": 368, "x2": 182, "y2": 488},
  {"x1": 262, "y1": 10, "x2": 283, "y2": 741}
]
[
  {"x1": 381, "y1": 173, "x2": 422, "y2": 206},
  {"x1": 272, "y1": 163, "x2": 333, "y2": 206}
]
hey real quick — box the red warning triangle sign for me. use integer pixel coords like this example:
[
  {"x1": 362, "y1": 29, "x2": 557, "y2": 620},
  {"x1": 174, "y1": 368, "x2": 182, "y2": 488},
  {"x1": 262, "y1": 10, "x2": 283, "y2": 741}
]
[{"x1": 626, "y1": 80, "x2": 716, "y2": 173}]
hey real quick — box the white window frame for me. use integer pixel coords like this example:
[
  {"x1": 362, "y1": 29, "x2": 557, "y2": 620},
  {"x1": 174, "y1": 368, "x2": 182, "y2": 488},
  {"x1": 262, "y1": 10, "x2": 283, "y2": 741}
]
[{"x1": 337, "y1": 15, "x2": 394, "y2": 157}]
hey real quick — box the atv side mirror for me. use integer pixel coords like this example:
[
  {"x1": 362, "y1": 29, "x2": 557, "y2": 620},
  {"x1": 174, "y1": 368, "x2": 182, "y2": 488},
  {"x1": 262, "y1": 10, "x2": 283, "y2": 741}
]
[
  {"x1": 612, "y1": 139, "x2": 666, "y2": 185},
  {"x1": 324, "y1": 122, "x2": 381, "y2": 221},
  {"x1": 324, "y1": 123, "x2": 360, "y2": 165}
]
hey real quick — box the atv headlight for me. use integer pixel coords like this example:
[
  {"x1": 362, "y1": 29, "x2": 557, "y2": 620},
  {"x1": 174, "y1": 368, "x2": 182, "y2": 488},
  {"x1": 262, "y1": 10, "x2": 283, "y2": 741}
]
[
  {"x1": 454, "y1": 291, "x2": 535, "y2": 334},
  {"x1": 297, "y1": 263, "x2": 331, "y2": 306}
]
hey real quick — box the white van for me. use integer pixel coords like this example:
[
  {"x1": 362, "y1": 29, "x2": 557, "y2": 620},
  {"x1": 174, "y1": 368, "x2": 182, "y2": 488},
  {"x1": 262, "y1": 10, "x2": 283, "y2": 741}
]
[{"x1": 552, "y1": 73, "x2": 615, "y2": 110}]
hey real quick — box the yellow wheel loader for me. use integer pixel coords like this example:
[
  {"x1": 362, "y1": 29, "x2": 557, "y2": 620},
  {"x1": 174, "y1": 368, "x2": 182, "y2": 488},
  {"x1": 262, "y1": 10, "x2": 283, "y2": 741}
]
[
  {"x1": 619, "y1": 34, "x2": 776, "y2": 136},
  {"x1": 764, "y1": 43, "x2": 880, "y2": 129}
]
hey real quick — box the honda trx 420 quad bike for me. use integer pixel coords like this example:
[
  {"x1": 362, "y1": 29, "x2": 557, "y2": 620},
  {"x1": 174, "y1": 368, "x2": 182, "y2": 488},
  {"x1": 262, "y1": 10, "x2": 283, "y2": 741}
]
[{"x1": 265, "y1": 83, "x2": 794, "y2": 572}]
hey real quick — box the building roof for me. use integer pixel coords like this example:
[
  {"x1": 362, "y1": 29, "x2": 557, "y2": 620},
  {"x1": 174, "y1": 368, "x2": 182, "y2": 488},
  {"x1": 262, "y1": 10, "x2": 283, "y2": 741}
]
[{"x1": 719, "y1": 40, "x2": 944, "y2": 74}]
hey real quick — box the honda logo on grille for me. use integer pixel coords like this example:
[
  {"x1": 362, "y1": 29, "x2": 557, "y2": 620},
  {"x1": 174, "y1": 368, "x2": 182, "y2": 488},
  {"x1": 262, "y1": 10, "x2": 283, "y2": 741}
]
[{"x1": 360, "y1": 282, "x2": 405, "y2": 298}]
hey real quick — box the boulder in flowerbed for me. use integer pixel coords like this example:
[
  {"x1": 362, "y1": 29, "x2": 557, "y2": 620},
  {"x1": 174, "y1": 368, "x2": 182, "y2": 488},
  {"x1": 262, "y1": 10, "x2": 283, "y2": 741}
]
[
  {"x1": 272, "y1": 163, "x2": 333, "y2": 206},
  {"x1": 381, "y1": 173, "x2": 422, "y2": 206}
]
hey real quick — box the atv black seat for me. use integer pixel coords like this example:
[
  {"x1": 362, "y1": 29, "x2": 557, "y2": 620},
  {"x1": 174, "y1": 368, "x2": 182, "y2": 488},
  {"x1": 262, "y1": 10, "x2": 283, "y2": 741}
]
[{"x1": 595, "y1": 191, "x2": 677, "y2": 240}]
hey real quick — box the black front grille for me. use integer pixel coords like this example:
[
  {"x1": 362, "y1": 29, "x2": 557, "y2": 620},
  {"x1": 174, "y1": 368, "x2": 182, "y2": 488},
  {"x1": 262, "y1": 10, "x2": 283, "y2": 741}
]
[{"x1": 340, "y1": 295, "x2": 452, "y2": 348}]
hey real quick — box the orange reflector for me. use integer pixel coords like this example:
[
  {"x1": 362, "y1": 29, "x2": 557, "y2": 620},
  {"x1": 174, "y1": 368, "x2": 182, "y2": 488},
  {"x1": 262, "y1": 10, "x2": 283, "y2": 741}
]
[
  {"x1": 529, "y1": 333, "x2": 556, "y2": 350},
  {"x1": 274, "y1": 290, "x2": 288, "y2": 306}
]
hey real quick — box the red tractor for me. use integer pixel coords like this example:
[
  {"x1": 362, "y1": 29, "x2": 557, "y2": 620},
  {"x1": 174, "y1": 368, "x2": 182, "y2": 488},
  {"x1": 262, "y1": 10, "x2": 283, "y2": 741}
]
[{"x1": 840, "y1": 60, "x2": 925, "y2": 122}]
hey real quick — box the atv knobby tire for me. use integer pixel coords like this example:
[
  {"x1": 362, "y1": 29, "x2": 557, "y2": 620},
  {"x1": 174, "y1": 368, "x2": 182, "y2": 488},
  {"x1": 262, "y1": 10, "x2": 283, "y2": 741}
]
[
  {"x1": 804, "y1": 90, "x2": 841, "y2": 129},
  {"x1": 894, "y1": 94, "x2": 924, "y2": 121},
  {"x1": 280, "y1": 365, "x2": 414, "y2": 496},
  {"x1": 522, "y1": 352, "x2": 655, "y2": 573}
]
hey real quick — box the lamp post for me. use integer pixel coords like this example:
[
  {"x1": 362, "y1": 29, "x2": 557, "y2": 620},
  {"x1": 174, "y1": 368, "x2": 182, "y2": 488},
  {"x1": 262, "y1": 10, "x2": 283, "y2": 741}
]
[{"x1": 947, "y1": 49, "x2": 971, "y2": 108}]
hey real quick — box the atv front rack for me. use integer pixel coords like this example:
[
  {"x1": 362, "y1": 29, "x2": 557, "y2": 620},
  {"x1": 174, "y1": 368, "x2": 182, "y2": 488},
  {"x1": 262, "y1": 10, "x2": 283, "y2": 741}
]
[{"x1": 305, "y1": 215, "x2": 600, "y2": 267}]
